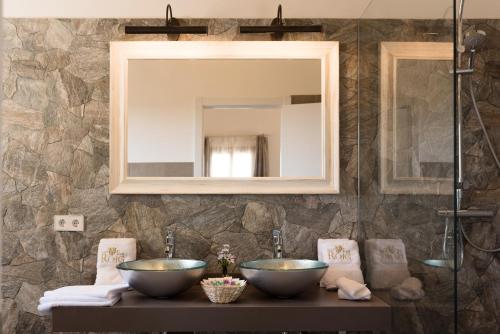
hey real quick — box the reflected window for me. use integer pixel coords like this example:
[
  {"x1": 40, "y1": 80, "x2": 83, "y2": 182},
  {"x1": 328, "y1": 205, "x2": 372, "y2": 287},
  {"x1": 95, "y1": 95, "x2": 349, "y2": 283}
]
[
  {"x1": 209, "y1": 151, "x2": 254, "y2": 177},
  {"x1": 204, "y1": 135, "x2": 268, "y2": 177}
]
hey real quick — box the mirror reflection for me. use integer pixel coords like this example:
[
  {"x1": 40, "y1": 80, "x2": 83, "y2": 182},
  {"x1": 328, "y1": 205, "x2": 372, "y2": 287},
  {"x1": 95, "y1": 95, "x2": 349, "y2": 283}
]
[
  {"x1": 379, "y1": 42, "x2": 453, "y2": 194},
  {"x1": 394, "y1": 58, "x2": 453, "y2": 180},
  {"x1": 127, "y1": 59, "x2": 323, "y2": 178}
]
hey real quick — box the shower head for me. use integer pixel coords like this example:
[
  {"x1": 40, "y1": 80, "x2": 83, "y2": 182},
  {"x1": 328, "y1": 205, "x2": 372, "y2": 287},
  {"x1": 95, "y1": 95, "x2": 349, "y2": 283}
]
[{"x1": 463, "y1": 29, "x2": 487, "y2": 51}]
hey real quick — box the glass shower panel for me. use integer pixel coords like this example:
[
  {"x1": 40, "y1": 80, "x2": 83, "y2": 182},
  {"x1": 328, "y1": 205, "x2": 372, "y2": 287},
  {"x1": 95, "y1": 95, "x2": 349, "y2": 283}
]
[
  {"x1": 358, "y1": 0, "x2": 457, "y2": 333},
  {"x1": 455, "y1": 1, "x2": 500, "y2": 333}
]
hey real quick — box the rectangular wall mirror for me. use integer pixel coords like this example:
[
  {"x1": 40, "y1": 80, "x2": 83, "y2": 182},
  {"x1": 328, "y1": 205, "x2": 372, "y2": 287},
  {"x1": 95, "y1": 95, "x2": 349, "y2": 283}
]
[
  {"x1": 380, "y1": 42, "x2": 453, "y2": 195},
  {"x1": 110, "y1": 41, "x2": 339, "y2": 194}
]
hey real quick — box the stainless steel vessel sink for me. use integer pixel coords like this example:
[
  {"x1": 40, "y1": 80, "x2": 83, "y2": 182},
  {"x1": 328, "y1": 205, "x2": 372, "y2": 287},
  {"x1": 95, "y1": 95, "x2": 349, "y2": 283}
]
[
  {"x1": 239, "y1": 259, "x2": 328, "y2": 298},
  {"x1": 117, "y1": 258, "x2": 207, "y2": 298}
]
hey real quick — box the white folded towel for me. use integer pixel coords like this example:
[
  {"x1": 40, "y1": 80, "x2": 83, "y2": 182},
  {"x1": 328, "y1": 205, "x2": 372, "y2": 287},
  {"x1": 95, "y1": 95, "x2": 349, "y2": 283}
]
[
  {"x1": 43, "y1": 284, "x2": 129, "y2": 299},
  {"x1": 96, "y1": 238, "x2": 136, "y2": 285},
  {"x1": 336, "y1": 277, "x2": 371, "y2": 301},
  {"x1": 38, "y1": 296, "x2": 120, "y2": 315},
  {"x1": 38, "y1": 284, "x2": 128, "y2": 316},
  {"x1": 318, "y1": 239, "x2": 364, "y2": 289},
  {"x1": 40, "y1": 294, "x2": 121, "y2": 304},
  {"x1": 365, "y1": 239, "x2": 411, "y2": 289}
]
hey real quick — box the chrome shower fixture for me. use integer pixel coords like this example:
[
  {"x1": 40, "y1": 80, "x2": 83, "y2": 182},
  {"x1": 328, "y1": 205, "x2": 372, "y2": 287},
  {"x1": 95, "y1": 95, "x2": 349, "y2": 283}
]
[
  {"x1": 463, "y1": 29, "x2": 487, "y2": 51},
  {"x1": 456, "y1": 28, "x2": 487, "y2": 75}
]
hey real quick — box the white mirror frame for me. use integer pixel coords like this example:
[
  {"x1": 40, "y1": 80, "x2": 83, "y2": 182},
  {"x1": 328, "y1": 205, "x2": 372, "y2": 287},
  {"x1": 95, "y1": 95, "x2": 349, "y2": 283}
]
[
  {"x1": 110, "y1": 41, "x2": 339, "y2": 194},
  {"x1": 379, "y1": 42, "x2": 453, "y2": 195}
]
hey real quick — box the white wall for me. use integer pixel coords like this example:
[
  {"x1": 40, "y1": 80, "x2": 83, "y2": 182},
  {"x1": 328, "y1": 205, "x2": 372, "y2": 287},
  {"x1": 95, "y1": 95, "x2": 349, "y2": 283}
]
[
  {"x1": 203, "y1": 108, "x2": 282, "y2": 177},
  {"x1": 127, "y1": 59, "x2": 320, "y2": 163},
  {"x1": 280, "y1": 103, "x2": 322, "y2": 177},
  {"x1": 4, "y1": 0, "x2": 500, "y2": 19},
  {"x1": 128, "y1": 60, "x2": 194, "y2": 163}
]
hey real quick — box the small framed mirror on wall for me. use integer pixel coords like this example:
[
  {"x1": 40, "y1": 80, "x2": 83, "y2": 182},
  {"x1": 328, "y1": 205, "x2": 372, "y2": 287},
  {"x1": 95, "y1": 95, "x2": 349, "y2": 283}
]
[
  {"x1": 110, "y1": 41, "x2": 339, "y2": 194},
  {"x1": 379, "y1": 42, "x2": 453, "y2": 195}
]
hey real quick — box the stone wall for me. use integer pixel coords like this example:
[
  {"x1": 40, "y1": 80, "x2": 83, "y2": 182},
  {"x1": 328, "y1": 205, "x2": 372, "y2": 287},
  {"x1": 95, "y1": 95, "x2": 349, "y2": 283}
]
[
  {"x1": 0, "y1": 18, "x2": 359, "y2": 333},
  {"x1": 1, "y1": 17, "x2": 499, "y2": 334}
]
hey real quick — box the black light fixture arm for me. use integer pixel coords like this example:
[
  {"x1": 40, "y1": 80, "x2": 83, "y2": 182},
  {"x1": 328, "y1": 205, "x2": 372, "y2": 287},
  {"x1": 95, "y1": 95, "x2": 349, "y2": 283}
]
[
  {"x1": 276, "y1": 4, "x2": 283, "y2": 26},
  {"x1": 165, "y1": 4, "x2": 174, "y2": 26},
  {"x1": 125, "y1": 4, "x2": 208, "y2": 36},
  {"x1": 239, "y1": 4, "x2": 322, "y2": 40}
]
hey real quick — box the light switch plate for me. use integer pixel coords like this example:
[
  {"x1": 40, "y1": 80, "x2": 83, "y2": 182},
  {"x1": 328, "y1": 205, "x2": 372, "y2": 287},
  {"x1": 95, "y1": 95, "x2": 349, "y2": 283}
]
[{"x1": 53, "y1": 215, "x2": 84, "y2": 231}]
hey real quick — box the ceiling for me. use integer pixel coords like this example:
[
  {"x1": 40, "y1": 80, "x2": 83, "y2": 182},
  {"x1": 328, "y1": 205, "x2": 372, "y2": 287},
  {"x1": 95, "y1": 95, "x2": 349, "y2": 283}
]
[{"x1": 3, "y1": 0, "x2": 500, "y2": 19}]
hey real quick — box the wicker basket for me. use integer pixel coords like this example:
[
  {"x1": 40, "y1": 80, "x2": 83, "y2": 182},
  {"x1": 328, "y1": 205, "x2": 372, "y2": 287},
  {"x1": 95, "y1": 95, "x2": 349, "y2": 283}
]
[{"x1": 201, "y1": 280, "x2": 246, "y2": 304}]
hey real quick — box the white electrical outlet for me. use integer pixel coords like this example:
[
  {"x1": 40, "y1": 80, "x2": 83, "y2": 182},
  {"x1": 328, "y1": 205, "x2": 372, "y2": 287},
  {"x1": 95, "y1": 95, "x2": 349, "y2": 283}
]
[{"x1": 53, "y1": 215, "x2": 85, "y2": 232}]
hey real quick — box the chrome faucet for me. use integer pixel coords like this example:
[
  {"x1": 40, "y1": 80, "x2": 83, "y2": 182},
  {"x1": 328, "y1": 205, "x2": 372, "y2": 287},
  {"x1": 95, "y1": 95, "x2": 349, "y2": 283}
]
[
  {"x1": 272, "y1": 229, "x2": 283, "y2": 259},
  {"x1": 165, "y1": 230, "x2": 175, "y2": 258}
]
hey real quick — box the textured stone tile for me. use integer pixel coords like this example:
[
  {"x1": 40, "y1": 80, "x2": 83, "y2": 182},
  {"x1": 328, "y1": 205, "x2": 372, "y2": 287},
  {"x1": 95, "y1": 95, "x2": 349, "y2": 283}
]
[
  {"x1": 70, "y1": 149, "x2": 96, "y2": 189},
  {"x1": 242, "y1": 202, "x2": 284, "y2": 234},
  {"x1": 171, "y1": 223, "x2": 212, "y2": 260},
  {"x1": 35, "y1": 49, "x2": 72, "y2": 72},
  {"x1": 2, "y1": 232, "x2": 21, "y2": 265},
  {"x1": 3, "y1": 197, "x2": 36, "y2": 232},
  {"x1": 55, "y1": 231, "x2": 91, "y2": 261},
  {"x1": 3, "y1": 21, "x2": 22, "y2": 50},
  {"x1": 59, "y1": 69, "x2": 93, "y2": 107},
  {"x1": 122, "y1": 202, "x2": 165, "y2": 256},
  {"x1": 212, "y1": 231, "x2": 264, "y2": 263},
  {"x1": 42, "y1": 141, "x2": 74, "y2": 176},
  {"x1": 18, "y1": 226, "x2": 56, "y2": 261},
  {"x1": 2, "y1": 280, "x2": 22, "y2": 299},
  {"x1": 183, "y1": 204, "x2": 244, "y2": 239},
  {"x1": 13, "y1": 78, "x2": 50, "y2": 111},
  {"x1": 1, "y1": 299, "x2": 19, "y2": 334},
  {"x1": 45, "y1": 19, "x2": 74, "y2": 51},
  {"x1": 15, "y1": 311, "x2": 47, "y2": 334},
  {"x1": 68, "y1": 187, "x2": 120, "y2": 234},
  {"x1": 66, "y1": 46, "x2": 109, "y2": 82},
  {"x1": 282, "y1": 221, "x2": 318, "y2": 258},
  {"x1": 3, "y1": 261, "x2": 46, "y2": 285},
  {"x1": 16, "y1": 282, "x2": 43, "y2": 315}
]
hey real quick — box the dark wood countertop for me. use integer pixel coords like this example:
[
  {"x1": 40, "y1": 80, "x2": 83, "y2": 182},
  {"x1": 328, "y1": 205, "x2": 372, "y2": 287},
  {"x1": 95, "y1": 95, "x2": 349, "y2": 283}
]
[{"x1": 52, "y1": 285, "x2": 391, "y2": 332}]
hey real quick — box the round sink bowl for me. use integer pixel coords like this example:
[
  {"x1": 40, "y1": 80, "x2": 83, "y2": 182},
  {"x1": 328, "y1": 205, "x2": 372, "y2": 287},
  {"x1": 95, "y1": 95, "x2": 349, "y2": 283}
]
[
  {"x1": 117, "y1": 258, "x2": 207, "y2": 298},
  {"x1": 239, "y1": 259, "x2": 328, "y2": 298}
]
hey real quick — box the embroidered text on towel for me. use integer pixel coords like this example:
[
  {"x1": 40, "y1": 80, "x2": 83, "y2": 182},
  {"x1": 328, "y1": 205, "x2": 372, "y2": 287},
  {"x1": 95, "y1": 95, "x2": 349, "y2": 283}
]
[{"x1": 101, "y1": 247, "x2": 126, "y2": 265}]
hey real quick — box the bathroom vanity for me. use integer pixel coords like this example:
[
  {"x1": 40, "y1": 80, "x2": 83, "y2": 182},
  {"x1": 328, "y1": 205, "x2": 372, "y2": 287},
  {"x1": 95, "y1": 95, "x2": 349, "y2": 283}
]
[{"x1": 51, "y1": 285, "x2": 391, "y2": 333}]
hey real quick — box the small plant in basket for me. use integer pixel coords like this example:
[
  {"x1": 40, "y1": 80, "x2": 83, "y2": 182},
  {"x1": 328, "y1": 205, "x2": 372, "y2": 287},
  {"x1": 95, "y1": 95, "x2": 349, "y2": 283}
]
[{"x1": 217, "y1": 244, "x2": 236, "y2": 277}]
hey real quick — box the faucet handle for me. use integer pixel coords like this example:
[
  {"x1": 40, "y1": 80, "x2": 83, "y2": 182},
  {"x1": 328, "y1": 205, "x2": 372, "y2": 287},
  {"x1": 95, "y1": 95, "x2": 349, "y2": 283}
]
[
  {"x1": 272, "y1": 229, "x2": 282, "y2": 244},
  {"x1": 165, "y1": 230, "x2": 175, "y2": 258},
  {"x1": 272, "y1": 229, "x2": 283, "y2": 259},
  {"x1": 166, "y1": 230, "x2": 175, "y2": 243}
]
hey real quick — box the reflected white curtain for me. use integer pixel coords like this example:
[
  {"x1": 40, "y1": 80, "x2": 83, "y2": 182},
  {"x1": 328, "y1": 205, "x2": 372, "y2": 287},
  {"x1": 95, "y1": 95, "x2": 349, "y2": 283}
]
[{"x1": 204, "y1": 136, "x2": 262, "y2": 177}]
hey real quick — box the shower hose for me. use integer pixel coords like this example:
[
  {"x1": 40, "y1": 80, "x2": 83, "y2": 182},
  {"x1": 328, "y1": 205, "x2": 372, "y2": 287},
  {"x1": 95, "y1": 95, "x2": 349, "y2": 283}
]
[{"x1": 461, "y1": 79, "x2": 500, "y2": 253}]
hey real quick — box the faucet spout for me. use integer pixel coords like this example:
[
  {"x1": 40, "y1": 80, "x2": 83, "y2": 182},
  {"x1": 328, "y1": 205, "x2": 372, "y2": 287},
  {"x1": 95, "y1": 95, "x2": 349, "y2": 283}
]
[
  {"x1": 272, "y1": 229, "x2": 283, "y2": 259},
  {"x1": 165, "y1": 230, "x2": 175, "y2": 258}
]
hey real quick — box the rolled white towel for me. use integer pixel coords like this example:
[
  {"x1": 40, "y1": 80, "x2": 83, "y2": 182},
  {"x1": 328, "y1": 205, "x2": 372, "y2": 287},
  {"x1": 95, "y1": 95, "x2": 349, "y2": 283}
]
[
  {"x1": 43, "y1": 284, "x2": 129, "y2": 299},
  {"x1": 38, "y1": 295, "x2": 120, "y2": 316},
  {"x1": 336, "y1": 277, "x2": 371, "y2": 301},
  {"x1": 96, "y1": 238, "x2": 136, "y2": 285},
  {"x1": 318, "y1": 239, "x2": 364, "y2": 289},
  {"x1": 390, "y1": 277, "x2": 425, "y2": 301}
]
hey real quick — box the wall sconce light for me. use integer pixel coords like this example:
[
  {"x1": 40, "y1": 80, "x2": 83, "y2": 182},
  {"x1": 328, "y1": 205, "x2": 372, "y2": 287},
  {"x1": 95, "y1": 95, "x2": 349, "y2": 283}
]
[
  {"x1": 125, "y1": 4, "x2": 208, "y2": 40},
  {"x1": 239, "y1": 5, "x2": 322, "y2": 40}
]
